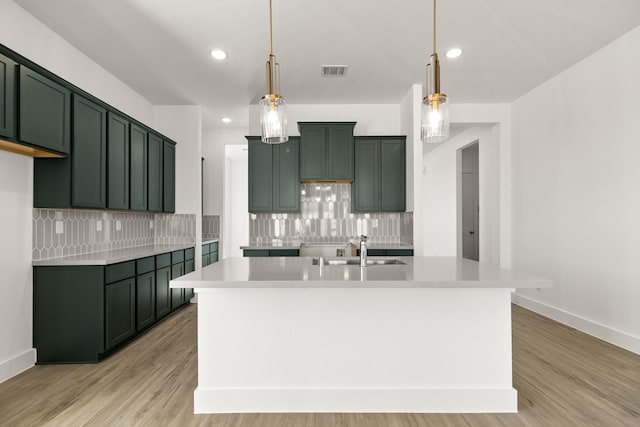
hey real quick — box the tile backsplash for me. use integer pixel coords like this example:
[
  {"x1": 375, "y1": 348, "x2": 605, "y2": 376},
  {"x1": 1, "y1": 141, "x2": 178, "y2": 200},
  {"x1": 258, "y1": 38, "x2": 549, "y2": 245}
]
[
  {"x1": 33, "y1": 209, "x2": 196, "y2": 261},
  {"x1": 202, "y1": 215, "x2": 221, "y2": 241},
  {"x1": 249, "y1": 184, "x2": 413, "y2": 245}
]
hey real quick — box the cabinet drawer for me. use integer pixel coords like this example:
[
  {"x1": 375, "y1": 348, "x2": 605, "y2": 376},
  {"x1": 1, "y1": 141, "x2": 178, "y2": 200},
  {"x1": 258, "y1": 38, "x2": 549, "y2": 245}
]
[
  {"x1": 386, "y1": 249, "x2": 414, "y2": 256},
  {"x1": 105, "y1": 261, "x2": 135, "y2": 284},
  {"x1": 210, "y1": 242, "x2": 219, "y2": 253},
  {"x1": 270, "y1": 249, "x2": 299, "y2": 257},
  {"x1": 202, "y1": 243, "x2": 211, "y2": 255},
  {"x1": 185, "y1": 247, "x2": 195, "y2": 261},
  {"x1": 244, "y1": 249, "x2": 270, "y2": 257},
  {"x1": 171, "y1": 249, "x2": 184, "y2": 264},
  {"x1": 136, "y1": 256, "x2": 155, "y2": 275},
  {"x1": 156, "y1": 253, "x2": 171, "y2": 269}
]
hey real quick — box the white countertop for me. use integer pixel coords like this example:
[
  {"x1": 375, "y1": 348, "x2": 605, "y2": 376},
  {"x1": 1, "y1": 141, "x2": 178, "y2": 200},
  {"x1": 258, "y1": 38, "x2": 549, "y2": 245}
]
[
  {"x1": 172, "y1": 256, "x2": 552, "y2": 289},
  {"x1": 240, "y1": 242, "x2": 414, "y2": 250},
  {"x1": 202, "y1": 239, "x2": 219, "y2": 245},
  {"x1": 33, "y1": 243, "x2": 195, "y2": 266}
]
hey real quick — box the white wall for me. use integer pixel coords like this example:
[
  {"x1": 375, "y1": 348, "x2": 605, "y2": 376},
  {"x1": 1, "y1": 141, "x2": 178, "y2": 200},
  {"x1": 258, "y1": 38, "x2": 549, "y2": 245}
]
[
  {"x1": 202, "y1": 128, "x2": 249, "y2": 216},
  {"x1": 0, "y1": 0, "x2": 155, "y2": 382},
  {"x1": 511, "y1": 26, "x2": 640, "y2": 354},
  {"x1": 223, "y1": 146, "x2": 249, "y2": 258},
  {"x1": 422, "y1": 126, "x2": 501, "y2": 266},
  {"x1": 248, "y1": 104, "x2": 401, "y2": 136}
]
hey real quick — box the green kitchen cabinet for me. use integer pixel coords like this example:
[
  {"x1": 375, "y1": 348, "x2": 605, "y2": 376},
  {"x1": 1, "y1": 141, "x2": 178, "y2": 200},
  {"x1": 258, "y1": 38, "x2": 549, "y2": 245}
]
[
  {"x1": 148, "y1": 133, "x2": 163, "y2": 212},
  {"x1": 105, "y1": 277, "x2": 136, "y2": 350},
  {"x1": 129, "y1": 124, "x2": 148, "y2": 210},
  {"x1": 171, "y1": 262, "x2": 185, "y2": 310},
  {"x1": 72, "y1": 94, "x2": 107, "y2": 208},
  {"x1": 155, "y1": 265, "x2": 172, "y2": 319},
  {"x1": 107, "y1": 112, "x2": 129, "y2": 210},
  {"x1": 299, "y1": 122, "x2": 355, "y2": 181},
  {"x1": 352, "y1": 137, "x2": 406, "y2": 212},
  {"x1": 0, "y1": 53, "x2": 15, "y2": 139},
  {"x1": 136, "y1": 271, "x2": 156, "y2": 331},
  {"x1": 248, "y1": 136, "x2": 300, "y2": 213},
  {"x1": 163, "y1": 140, "x2": 176, "y2": 213},
  {"x1": 18, "y1": 65, "x2": 70, "y2": 154},
  {"x1": 243, "y1": 249, "x2": 299, "y2": 257}
]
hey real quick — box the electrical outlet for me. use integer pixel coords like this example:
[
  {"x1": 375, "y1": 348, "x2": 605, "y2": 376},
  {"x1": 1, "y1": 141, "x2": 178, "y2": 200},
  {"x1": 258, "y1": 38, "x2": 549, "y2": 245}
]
[
  {"x1": 96, "y1": 220, "x2": 102, "y2": 231},
  {"x1": 116, "y1": 220, "x2": 122, "y2": 231},
  {"x1": 55, "y1": 221, "x2": 64, "y2": 234}
]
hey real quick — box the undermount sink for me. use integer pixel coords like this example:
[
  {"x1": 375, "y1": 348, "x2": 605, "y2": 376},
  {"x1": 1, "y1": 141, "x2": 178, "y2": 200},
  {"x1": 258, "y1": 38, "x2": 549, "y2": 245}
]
[{"x1": 312, "y1": 257, "x2": 406, "y2": 266}]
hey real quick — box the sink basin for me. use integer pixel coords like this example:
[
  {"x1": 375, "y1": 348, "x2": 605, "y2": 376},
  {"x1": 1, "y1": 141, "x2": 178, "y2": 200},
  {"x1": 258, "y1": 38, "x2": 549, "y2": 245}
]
[{"x1": 312, "y1": 257, "x2": 406, "y2": 266}]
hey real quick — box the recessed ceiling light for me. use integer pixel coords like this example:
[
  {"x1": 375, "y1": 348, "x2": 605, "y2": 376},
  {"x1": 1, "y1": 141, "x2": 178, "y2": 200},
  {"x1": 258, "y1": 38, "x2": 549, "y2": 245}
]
[
  {"x1": 445, "y1": 48, "x2": 462, "y2": 59},
  {"x1": 221, "y1": 117, "x2": 232, "y2": 124},
  {"x1": 210, "y1": 49, "x2": 227, "y2": 60}
]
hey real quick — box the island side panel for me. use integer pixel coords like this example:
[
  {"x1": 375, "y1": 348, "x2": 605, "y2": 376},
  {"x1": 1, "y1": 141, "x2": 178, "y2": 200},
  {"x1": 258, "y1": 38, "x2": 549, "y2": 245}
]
[{"x1": 194, "y1": 287, "x2": 517, "y2": 413}]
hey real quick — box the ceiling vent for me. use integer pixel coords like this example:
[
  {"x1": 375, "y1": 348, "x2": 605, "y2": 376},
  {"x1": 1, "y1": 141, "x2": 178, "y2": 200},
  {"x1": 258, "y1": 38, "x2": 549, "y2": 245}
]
[{"x1": 321, "y1": 65, "x2": 348, "y2": 77}]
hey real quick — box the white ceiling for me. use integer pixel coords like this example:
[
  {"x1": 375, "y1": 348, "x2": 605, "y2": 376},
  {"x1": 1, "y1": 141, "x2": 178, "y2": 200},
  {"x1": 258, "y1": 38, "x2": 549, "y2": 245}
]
[{"x1": 14, "y1": 0, "x2": 640, "y2": 128}]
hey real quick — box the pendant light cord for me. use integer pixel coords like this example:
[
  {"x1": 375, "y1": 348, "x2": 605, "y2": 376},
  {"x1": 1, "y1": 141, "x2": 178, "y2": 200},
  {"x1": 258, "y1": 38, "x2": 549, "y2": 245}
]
[
  {"x1": 433, "y1": 0, "x2": 437, "y2": 54},
  {"x1": 269, "y1": 0, "x2": 273, "y2": 56}
]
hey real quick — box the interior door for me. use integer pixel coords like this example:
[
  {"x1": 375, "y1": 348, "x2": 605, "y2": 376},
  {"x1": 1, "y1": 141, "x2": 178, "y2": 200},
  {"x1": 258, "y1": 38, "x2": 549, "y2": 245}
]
[{"x1": 461, "y1": 171, "x2": 479, "y2": 261}]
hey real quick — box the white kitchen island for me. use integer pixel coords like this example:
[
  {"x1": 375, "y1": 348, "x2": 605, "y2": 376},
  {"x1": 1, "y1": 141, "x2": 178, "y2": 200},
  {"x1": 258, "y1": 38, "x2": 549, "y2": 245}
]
[{"x1": 171, "y1": 256, "x2": 551, "y2": 414}]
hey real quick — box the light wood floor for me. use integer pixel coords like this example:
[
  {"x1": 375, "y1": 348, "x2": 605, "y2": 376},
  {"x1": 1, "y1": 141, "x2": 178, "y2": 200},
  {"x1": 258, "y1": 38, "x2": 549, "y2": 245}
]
[{"x1": 1, "y1": 304, "x2": 638, "y2": 427}]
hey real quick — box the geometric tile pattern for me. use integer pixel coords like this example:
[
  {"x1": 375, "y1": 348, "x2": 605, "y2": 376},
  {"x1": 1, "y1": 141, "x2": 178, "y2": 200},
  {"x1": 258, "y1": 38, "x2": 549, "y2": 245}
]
[
  {"x1": 33, "y1": 209, "x2": 196, "y2": 261},
  {"x1": 154, "y1": 213, "x2": 196, "y2": 245},
  {"x1": 249, "y1": 184, "x2": 414, "y2": 246},
  {"x1": 202, "y1": 215, "x2": 220, "y2": 240}
]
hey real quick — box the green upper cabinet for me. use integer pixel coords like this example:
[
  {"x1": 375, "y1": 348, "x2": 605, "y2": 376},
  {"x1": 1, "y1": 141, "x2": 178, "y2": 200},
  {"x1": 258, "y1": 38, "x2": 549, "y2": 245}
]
[
  {"x1": 248, "y1": 137, "x2": 273, "y2": 212},
  {"x1": 18, "y1": 65, "x2": 70, "y2": 154},
  {"x1": 163, "y1": 140, "x2": 175, "y2": 213},
  {"x1": 72, "y1": 95, "x2": 107, "y2": 208},
  {"x1": 0, "y1": 53, "x2": 16, "y2": 140},
  {"x1": 107, "y1": 112, "x2": 129, "y2": 210},
  {"x1": 248, "y1": 136, "x2": 300, "y2": 213},
  {"x1": 352, "y1": 136, "x2": 406, "y2": 212},
  {"x1": 299, "y1": 122, "x2": 355, "y2": 181},
  {"x1": 148, "y1": 133, "x2": 163, "y2": 212},
  {"x1": 129, "y1": 124, "x2": 148, "y2": 211}
]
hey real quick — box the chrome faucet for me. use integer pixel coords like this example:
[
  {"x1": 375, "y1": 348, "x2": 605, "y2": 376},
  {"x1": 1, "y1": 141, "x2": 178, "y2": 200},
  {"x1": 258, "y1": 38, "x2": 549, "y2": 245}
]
[{"x1": 359, "y1": 235, "x2": 368, "y2": 267}]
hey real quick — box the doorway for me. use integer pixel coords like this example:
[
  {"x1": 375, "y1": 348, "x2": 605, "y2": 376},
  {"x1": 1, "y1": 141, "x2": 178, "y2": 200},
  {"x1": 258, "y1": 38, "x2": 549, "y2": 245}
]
[{"x1": 460, "y1": 143, "x2": 479, "y2": 261}]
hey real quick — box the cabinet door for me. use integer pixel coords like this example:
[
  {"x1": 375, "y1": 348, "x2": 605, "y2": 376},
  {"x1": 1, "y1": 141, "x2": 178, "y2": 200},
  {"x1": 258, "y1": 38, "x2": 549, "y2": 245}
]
[
  {"x1": 380, "y1": 139, "x2": 406, "y2": 212},
  {"x1": 163, "y1": 141, "x2": 175, "y2": 213},
  {"x1": 72, "y1": 95, "x2": 106, "y2": 208},
  {"x1": 352, "y1": 138, "x2": 380, "y2": 212},
  {"x1": 107, "y1": 112, "x2": 130, "y2": 210},
  {"x1": 171, "y1": 263, "x2": 185, "y2": 310},
  {"x1": 248, "y1": 137, "x2": 273, "y2": 212},
  {"x1": 136, "y1": 272, "x2": 156, "y2": 331},
  {"x1": 327, "y1": 125, "x2": 354, "y2": 180},
  {"x1": 202, "y1": 253, "x2": 209, "y2": 267},
  {"x1": 185, "y1": 258, "x2": 195, "y2": 274},
  {"x1": 130, "y1": 124, "x2": 148, "y2": 210},
  {"x1": 299, "y1": 125, "x2": 326, "y2": 180},
  {"x1": 18, "y1": 66, "x2": 70, "y2": 154},
  {"x1": 0, "y1": 53, "x2": 15, "y2": 139},
  {"x1": 155, "y1": 266, "x2": 171, "y2": 318},
  {"x1": 105, "y1": 277, "x2": 135, "y2": 350},
  {"x1": 148, "y1": 133, "x2": 163, "y2": 212},
  {"x1": 273, "y1": 137, "x2": 300, "y2": 212}
]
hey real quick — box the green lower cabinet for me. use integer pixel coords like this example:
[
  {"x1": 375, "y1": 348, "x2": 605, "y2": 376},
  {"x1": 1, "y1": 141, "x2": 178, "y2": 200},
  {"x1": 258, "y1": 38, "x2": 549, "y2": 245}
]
[
  {"x1": 105, "y1": 278, "x2": 136, "y2": 350},
  {"x1": 210, "y1": 251, "x2": 219, "y2": 263},
  {"x1": 171, "y1": 262, "x2": 185, "y2": 310},
  {"x1": 155, "y1": 266, "x2": 171, "y2": 319},
  {"x1": 136, "y1": 271, "x2": 156, "y2": 331},
  {"x1": 352, "y1": 137, "x2": 406, "y2": 212},
  {"x1": 243, "y1": 249, "x2": 299, "y2": 257},
  {"x1": 0, "y1": 53, "x2": 16, "y2": 139}
]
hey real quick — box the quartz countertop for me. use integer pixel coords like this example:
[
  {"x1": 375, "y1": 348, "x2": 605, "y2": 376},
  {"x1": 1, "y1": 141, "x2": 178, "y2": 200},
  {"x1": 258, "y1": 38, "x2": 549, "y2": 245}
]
[
  {"x1": 240, "y1": 242, "x2": 414, "y2": 250},
  {"x1": 202, "y1": 239, "x2": 219, "y2": 245},
  {"x1": 33, "y1": 243, "x2": 195, "y2": 266},
  {"x1": 172, "y1": 256, "x2": 551, "y2": 289}
]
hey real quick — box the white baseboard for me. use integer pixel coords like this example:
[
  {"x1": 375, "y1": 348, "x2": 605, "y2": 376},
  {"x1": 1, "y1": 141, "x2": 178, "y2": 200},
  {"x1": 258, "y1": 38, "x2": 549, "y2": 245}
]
[
  {"x1": 0, "y1": 348, "x2": 36, "y2": 384},
  {"x1": 194, "y1": 387, "x2": 518, "y2": 414},
  {"x1": 512, "y1": 293, "x2": 640, "y2": 355}
]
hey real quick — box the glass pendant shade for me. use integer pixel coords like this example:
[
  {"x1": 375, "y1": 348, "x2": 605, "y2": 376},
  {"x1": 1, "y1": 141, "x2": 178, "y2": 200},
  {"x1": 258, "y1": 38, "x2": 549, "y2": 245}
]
[
  {"x1": 421, "y1": 94, "x2": 450, "y2": 143},
  {"x1": 260, "y1": 94, "x2": 288, "y2": 144}
]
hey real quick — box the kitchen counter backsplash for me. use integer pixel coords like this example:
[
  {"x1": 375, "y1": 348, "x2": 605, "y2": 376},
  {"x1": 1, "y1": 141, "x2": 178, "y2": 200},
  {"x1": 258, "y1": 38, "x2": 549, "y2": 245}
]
[
  {"x1": 33, "y1": 209, "x2": 196, "y2": 261},
  {"x1": 202, "y1": 215, "x2": 221, "y2": 241},
  {"x1": 249, "y1": 184, "x2": 413, "y2": 246}
]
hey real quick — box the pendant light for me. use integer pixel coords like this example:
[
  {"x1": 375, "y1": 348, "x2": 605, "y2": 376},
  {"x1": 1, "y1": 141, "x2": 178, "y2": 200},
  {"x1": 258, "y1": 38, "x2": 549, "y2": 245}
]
[
  {"x1": 421, "y1": 0, "x2": 450, "y2": 143},
  {"x1": 259, "y1": 0, "x2": 288, "y2": 144}
]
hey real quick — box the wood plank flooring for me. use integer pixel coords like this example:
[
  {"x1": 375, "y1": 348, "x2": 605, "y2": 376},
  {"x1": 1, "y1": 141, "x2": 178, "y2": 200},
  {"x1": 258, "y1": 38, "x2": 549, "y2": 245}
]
[{"x1": 0, "y1": 304, "x2": 638, "y2": 426}]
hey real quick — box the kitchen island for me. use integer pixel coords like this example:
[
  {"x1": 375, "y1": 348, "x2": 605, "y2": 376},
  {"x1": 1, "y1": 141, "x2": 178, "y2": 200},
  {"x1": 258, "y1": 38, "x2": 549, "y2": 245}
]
[{"x1": 171, "y1": 256, "x2": 551, "y2": 414}]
